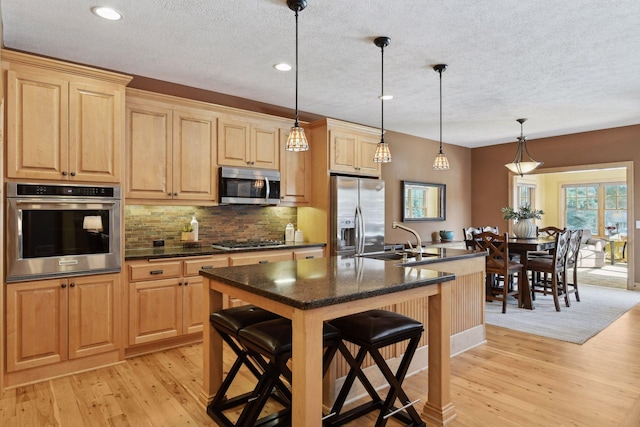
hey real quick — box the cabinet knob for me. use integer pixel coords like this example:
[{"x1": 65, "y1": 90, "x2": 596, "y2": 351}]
[
  {"x1": 246, "y1": 161, "x2": 251, "y2": 165},
  {"x1": 178, "y1": 282, "x2": 183, "y2": 286},
  {"x1": 184, "y1": 281, "x2": 189, "y2": 286},
  {"x1": 251, "y1": 161, "x2": 255, "y2": 165},
  {"x1": 70, "y1": 283, "x2": 76, "y2": 287},
  {"x1": 173, "y1": 193, "x2": 178, "y2": 197},
  {"x1": 168, "y1": 193, "x2": 172, "y2": 196},
  {"x1": 62, "y1": 171, "x2": 67, "y2": 176},
  {"x1": 61, "y1": 283, "x2": 67, "y2": 288},
  {"x1": 70, "y1": 172, "x2": 76, "y2": 176}
]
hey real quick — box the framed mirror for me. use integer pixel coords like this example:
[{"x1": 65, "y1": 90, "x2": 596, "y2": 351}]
[{"x1": 401, "y1": 181, "x2": 446, "y2": 221}]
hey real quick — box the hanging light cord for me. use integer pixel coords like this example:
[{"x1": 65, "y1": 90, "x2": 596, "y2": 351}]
[
  {"x1": 294, "y1": 7, "x2": 300, "y2": 127},
  {"x1": 380, "y1": 42, "x2": 385, "y2": 143},
  {"x1": 438, "y1": 67, "x2": 443, "y2": 154}
]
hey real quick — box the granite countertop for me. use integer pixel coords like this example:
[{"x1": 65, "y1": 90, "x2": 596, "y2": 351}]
[
  {"x1": 200, "y1": 255, "x2": 456, "y2": 310},
  {"x1": 398, "y1": 247, "x2": 486, "y2": 266},
  {"x1": 125, "y1": 241, "x2": 326, "y2": 261}
]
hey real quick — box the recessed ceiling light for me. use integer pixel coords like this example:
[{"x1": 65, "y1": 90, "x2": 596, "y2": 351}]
[
  {"x1": 91, "y1": 6, "x2": 123, "y2": 21},
  {"x1": 274, "y1": 63, "x2": 292, "y2": 71},
  {"x1": 379, "y1": 95, "x2": 394, "y2": 100}
]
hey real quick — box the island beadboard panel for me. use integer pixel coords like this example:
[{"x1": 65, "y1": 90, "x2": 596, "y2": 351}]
[
  {"x1": 328, "y1": 256, "x2": 485, "y2": 403},
  {"x1": 124, "y1": 205, "x2": 297, "y2": 249}
]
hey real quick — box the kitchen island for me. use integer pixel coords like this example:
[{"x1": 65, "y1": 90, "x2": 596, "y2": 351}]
[{"x1": 200, "y1": 249, "x2": 486, "y2": 426}]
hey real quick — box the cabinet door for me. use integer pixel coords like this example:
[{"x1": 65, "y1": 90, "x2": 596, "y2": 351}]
[
  {"x1": 329, "y1": 131, "x2": 357, "y2": 173},
  {"x1": 218, "y1": 118, "x2": 250, "y2": 167},
  {"x1": 251, "y1": 123, "x2": 279, "y2": 169},
  {"x1": 68, "y1": 81, "x2": 123, "y2": 182},
  {"x1": 6, "y1": 69, "x2": 69, "y2": 180},
  {"x1": 280, "y1": 128, "x2": 311, "y2": 205},
  {"x1": 182, "y1": 276, "x2": 204, "y2": 335},
  {"x1": 357, "y1": 135, "x2": 382, "y2": 176},
  {"x1": 68, "y1": 274, "x2": 120, "y2": 359},
  {"x1": 6, "y1": 279, "x2": 68, "y2": 372},
  {"x1": 129, "y1": 278, "x2": 182, "y2": 345},
  {"x1": 172, "y1": 108, "x2": 217, "y2": 201},
  {"x1": 229, "y1": 250, "x2": 293, "y2": 266},
  {"x1": 125, "y1": 102, "x2": 173, "y2": 199}
]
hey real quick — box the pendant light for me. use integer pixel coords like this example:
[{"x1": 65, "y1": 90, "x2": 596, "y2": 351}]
[
  {"x1": 285, "y1": 0, "x2": 309, "y2": 151},
  {"x1": 373, "y1": 36, "x2": 392, "y2": 163},
  {"x1": 504, "y1": 118, "x2": 543, "y2": 176},
  {"x1": 432, "y1": 64, "x2": 450, "y2": 170}
]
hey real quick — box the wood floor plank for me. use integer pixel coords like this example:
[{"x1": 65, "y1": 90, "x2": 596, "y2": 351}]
[{"x1": 2, "y1": 303, "x2": 640, "y2": 426}]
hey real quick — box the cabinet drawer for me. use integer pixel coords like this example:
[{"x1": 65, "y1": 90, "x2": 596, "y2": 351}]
[
  {"x1": 229, "y1": 250, "x2": 293, "y2": 266},
  {"x1": 129, "y1": 261, "x2": 182, "y2": 281},
  {"x1": 184, "y1": 256, "x2": 229, "y2": 276},
  {"x1": 293, "y1": 248, "x2": 325, "y2": 260}
]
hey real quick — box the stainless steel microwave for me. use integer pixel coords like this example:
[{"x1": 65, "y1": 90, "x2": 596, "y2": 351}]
[
  {"x1": 6, "y1": 182, "x2": 122, "y2": 282},
  {"x1": 218, "y1": 167, "x2": 281, "y2": 205}
]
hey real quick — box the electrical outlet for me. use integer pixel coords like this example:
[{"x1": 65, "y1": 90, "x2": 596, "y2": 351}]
[{"x1": 153, "y1": 239, "x2": 165, "y2": 247}]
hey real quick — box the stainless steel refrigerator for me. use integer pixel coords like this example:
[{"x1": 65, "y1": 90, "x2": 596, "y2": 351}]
[{"x1": 331, "y1": 175, "x2": 385, "y2": 256}]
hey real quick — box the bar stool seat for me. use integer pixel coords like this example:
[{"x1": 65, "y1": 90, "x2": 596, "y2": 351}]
[
  {"x1": 232, "y1": 318, "x2": 341, "y2": 426},
  {"x1": 207, "y1": 305, "x2": 284, "y2": 427},
  {"x1": 326, "y1": 309, "x2": 426, "y2": 427}
]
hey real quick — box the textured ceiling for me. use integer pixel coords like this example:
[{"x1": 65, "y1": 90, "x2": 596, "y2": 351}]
[{"x1": 2, "y1": 0, "x2": 640, "y2": 148}]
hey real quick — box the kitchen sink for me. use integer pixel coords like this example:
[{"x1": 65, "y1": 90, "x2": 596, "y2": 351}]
[{"x1": 360, "y1": 251, "x2": 439, "y2": 261}]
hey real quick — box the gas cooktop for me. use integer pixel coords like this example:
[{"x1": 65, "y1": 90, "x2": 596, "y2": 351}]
[{"x1": 211, "y1": 240, "x2": 286, "y2": 250}]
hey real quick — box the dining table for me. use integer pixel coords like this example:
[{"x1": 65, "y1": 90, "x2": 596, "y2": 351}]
[
  {"x1": 507, "y1": 236, "x2": 556, "y2": 309},
  {"x1": 199, "y1": 255, "x2": 458, "y2": 426}
]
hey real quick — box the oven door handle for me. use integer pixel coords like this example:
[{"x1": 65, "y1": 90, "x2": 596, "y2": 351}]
[{"x1": 12, "y1": 199, "x2": 119, "y2": 208}]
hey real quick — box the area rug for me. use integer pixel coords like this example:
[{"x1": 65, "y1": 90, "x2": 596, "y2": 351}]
[{"x1": 485, "y1": 284, "x2": 640, "y2": 344}]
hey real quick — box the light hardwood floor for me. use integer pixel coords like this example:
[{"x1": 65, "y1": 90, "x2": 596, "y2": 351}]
[{"x1": 2, "y1": 304, "x2": 640, "y2": 426}]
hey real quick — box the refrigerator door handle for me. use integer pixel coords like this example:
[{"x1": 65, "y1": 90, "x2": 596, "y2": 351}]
[
  {"x1": 358, "y1": 205, "x2": 366, "y2": 254},
  {"x1": 354, "y1": 206, "x2": 361, "y2": 255}
]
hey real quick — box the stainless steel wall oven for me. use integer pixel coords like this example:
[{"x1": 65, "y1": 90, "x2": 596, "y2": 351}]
[{"x1": 6, "y1": 182, "x2": 122, "y2": 282}]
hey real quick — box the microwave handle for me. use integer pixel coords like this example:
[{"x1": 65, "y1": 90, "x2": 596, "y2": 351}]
[{"x1": 264, "y1": 176, "x2": 270, "y2": 201}]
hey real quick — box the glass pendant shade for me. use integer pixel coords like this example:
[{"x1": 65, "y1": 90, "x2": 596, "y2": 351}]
[
  {"x1": 286, "y1": 125, "x2": 309, "y2": 151},
  {"x1": 433, "y1": 151, "x2": 450, "y2": 170},
  {"x1": 285, "y1": 0, "x2": 309, "y2": 152},
  {"x1": 504, "y1": 118, "x2": 542, "y2": 176},
  {"x1": 373, "y1": 141, "x2": 391, "y2": 163}
]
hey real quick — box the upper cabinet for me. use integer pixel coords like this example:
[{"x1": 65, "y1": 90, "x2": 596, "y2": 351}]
[
  {"x1": 307, "y1": 118, "x2": 381, "y2": 178},
  {"x1": 3, "y1": 50, "x2": 131, "y2": 183},
  {"x1": 329, "y1": 130, "x2": 381, "y2": 176},
  {"x1": 218, "y1": 117, "x2": 279, "y2": 170},
  {"x1": 280, "y1": 127, "x2": 311, "y2": 205},
  {"x1": 125, "y1": 90, "x2": 218, "y2": 204}
]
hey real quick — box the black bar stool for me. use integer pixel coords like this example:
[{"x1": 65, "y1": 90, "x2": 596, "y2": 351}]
[
  {"x1": 207, "y1": 305, "x2": 285, "y2": 427},
  {"x1": 326, "y1": 309, "x2": 426, "y2": 427},
  {"x1": 235, "y1": 317, "x2": 341, "y2": 426}
]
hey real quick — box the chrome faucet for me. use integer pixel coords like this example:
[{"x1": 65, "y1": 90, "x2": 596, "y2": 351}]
[{"x1": 392, "y1": 222, "x2": 423, "y2": 258}]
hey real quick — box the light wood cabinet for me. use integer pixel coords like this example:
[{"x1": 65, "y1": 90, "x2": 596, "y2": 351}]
[
  {"x1": 280, "y1": 127, "x2": 311, "y2": 205},
  {"x1": 218, "y1": 117, "x2": 280, "y2": 170},
  {"x1": 125, "y1": 91, "x2": 217, "y2": 203},
  {"x1": 3, "y1": 50, "x2": 130, "y2": 183},
  {"x1": 127, "y1": 256, "x2": 228, "y2": 346},
  {"x1": 329, "y1": 130, "x2": 381, "y2": 176},
  {"x1": 5, "y1": 273, "x2": 120, "y2": 372}
]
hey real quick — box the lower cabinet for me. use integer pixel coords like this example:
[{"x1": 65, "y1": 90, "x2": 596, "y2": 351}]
[
  {"x1": 5, "y1": 273, "x2": 120, "y2": 372},
  {"x1": 127, "y1": 256, "x2": 228, "y2": 346}
]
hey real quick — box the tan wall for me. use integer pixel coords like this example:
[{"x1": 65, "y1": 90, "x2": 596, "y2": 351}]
[
  {"x1": 471, "y1": 124, "x2": 640, "y2": 283},
  {"x1": 382, "y1": 131, "x2": 472, "y2": 244}
]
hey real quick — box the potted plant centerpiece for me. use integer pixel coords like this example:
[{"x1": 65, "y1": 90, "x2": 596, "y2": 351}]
[
  {"x1": 502, "y1": 205, "x2": 544, "y2": 238},
  {"x1": 181, "y1": 223, "x2": 195, "y2": 242}
]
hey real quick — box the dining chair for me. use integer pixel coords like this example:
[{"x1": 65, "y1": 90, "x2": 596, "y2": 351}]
[
  {"x1": 462, "y1": 226, "x2": 483, "y2": 250},
  {"x1": 475, "y1": 231, "x2": 523, "y2": 313},
  {"x1": 527, "y1": 230, "x2": 571, "y2": 311},
  {"x1": 529, "y1": 226, "x2": 565, "y2": 257},
  {"x1": 564, "y1": 229, "x2": 584, "y2": 303}
]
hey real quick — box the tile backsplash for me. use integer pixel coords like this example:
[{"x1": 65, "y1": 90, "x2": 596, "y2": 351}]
[{"x1": 125, "y1": 205, "x2": 297, "y2": 250}]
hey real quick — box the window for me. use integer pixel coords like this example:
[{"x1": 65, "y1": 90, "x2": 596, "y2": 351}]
[
  {"x1": 563, "y1": 183, "x2": 626, "y2": 235},
  {"x1": 516, "y1": 183, "x2": 535, "y2": 209}
]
